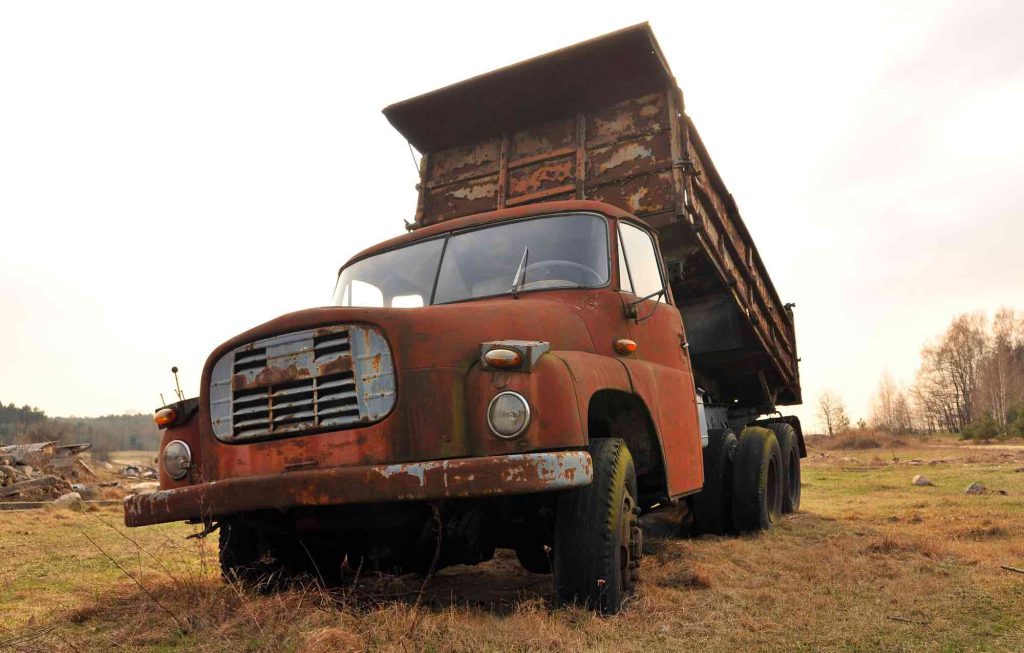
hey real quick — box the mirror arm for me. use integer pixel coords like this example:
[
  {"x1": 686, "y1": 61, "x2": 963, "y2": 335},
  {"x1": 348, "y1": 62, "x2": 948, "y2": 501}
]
[{"x1": 624, "y1": 289, "x2": 665, "y2": 323}]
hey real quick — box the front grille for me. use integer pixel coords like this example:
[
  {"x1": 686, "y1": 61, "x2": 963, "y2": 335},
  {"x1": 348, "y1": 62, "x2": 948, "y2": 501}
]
[
  {"x1": 209, "y1": 325, "x2": 395, "y2": 442},
  {"x1": 229, "y1": 371, "x2": 361, "y2": 437}
]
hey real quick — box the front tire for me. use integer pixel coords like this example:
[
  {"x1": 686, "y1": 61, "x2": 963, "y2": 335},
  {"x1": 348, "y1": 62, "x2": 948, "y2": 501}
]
[
  {"x1": 219, "y1": 520, "x2": 342, "y2": 588},
  {"x1": 553, "y1": 438, "x2": 640, "y2": 615},
  {"x1": 219, "y1": 519, "x2": 283, "y2": 589}
]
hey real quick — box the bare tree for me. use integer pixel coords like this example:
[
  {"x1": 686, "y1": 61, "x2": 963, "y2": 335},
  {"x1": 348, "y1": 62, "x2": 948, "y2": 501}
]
[
  {"x1": 911, "y1": 312, "x2": 990, "y2": 433},
  {"x1": 816, "y1": 390, "x2": 851, "y2": 437},
  {"x1": 976, "y1": 309, "x2": 1024, "y2": 435},
  {"x1": 872, "y1": 371, "x2": 913, "y2": 433}
]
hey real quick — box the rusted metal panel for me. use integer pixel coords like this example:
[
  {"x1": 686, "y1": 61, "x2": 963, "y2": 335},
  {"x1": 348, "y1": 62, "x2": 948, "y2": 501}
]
[
  {"x1": 124, "y1": 451, "x2": 593, "y2": 527},
  {"x1": 509, "y1": 117, "x2": 576, "y2": 161},
  {"x1": 423, "y1": 175, "x2": 500, "y2": 224},
  {"x1": 586, "y1": 92, "x2": 669, "y2": 146},
  {"x1": 586, "y1": 135, "x2": 672, "y2": 186},
  {"x1": 507, "y1": 155, "x2": 575, "y2": 200},
  {"x1": 588, "y1": 170, "x2": 676, "y2": 217},
  {"x1": 428, "y1": 138, "x2": 501, "y2": 185}
]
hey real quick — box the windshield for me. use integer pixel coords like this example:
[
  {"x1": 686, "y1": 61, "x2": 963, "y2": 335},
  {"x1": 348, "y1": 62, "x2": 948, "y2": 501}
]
[{"x1": 332, "y1": 213, "x2": 609, "y2": 307}]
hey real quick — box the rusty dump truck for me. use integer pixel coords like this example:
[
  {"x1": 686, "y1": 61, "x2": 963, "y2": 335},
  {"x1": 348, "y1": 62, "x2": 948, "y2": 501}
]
[{"x1": 127, "y1": 24, "x2": 802, "y2": 614}]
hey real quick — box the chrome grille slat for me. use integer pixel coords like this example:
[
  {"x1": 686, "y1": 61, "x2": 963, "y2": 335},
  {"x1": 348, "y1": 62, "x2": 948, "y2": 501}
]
[
  {"x1": 316, "y1": 378, "x2": 355, "y2": 391},
  {"x1": 314, "y1": 331, "x2": 351, "y2": 360},
  {"x1": 319, "y1": 409, "x2": 360, "y2": 419},
  {"x1": 273, "y1": 398, "x2": 315, "y2": 411},
  {"x1": 272, "y1": 384, "x2": 315, "y2": 398},
  {"x1": 316, "y1": 390, "x2": 357, "y2": 403},
  {"x1": 233, "y1": 405, "x2": 270, "y2": 417}
]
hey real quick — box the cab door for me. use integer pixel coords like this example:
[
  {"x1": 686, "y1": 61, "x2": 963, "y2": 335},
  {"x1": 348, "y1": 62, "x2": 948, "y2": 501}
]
[{"x1": 616, "y1": 220, "x2": 703, "y2": 497}]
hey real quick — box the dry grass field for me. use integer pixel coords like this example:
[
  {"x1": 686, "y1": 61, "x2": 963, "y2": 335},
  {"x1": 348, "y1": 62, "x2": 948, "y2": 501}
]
[{"x1": 3, "y1": 435, "x2": 1023, "y2": 652}]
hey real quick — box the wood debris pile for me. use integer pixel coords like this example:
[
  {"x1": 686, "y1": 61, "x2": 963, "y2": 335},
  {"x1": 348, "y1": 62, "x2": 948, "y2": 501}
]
[{"x1": 0, "y1": 441, "x2": 115, "y2": 507}]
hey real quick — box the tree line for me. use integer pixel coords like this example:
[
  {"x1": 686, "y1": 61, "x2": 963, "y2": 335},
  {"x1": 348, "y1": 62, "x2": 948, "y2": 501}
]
[
  {"x1": 0, "y1": 402, "x2": 160, "y2": 459},
  {"x1": 817, "y1": 308, "x2": 1024, "y2": 440}
]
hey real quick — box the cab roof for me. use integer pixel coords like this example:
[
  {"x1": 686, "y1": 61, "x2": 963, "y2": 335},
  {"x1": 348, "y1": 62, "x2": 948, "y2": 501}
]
[{"x1": 343, "y1": 200, "x2": 637, "y2": 269}]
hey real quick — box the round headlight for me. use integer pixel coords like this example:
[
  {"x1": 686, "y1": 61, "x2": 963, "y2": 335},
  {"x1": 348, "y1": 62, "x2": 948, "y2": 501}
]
[
  {"x1": 162, "y1": 440, "x2": 191, "y2": 480},
  {"x1": 487, "y1": 391, "x2": 531, "y2": 439}
]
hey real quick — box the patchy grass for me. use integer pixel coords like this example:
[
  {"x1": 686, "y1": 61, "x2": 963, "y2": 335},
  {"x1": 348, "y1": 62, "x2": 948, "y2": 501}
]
[{"x1": 2, "y1": 441, "x2": 1023, "y2": 652}]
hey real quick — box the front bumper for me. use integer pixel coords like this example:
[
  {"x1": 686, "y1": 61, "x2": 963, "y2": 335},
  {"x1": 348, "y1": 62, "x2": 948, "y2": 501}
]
[{"x1": 123, "y1": 451, "x2": 593, "y2": 527}]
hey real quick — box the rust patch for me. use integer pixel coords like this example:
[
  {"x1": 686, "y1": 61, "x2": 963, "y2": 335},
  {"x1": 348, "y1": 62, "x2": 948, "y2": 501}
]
[
  {"x1": 317, "y1": 356, "x2": 354, "y2": 376},
  {"x1": 232, "y1": 364, "x2": 311, "y2": 391},
  {"x1": 508, "y1": 157, "x2": 574, "y2": 198}
]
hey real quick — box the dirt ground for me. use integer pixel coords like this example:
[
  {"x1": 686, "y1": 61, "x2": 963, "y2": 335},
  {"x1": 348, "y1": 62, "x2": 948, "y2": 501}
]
[{"x1": 2, "y1": 436, "x2": 1023, "y2": 652}]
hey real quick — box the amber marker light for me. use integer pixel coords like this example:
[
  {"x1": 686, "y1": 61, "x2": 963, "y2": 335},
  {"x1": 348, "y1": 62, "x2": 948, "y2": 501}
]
[
  {"x1": 614, "y1": 339, "x2": 638, "y2": 355},
  {"x1": 484, "y1": 348, "x2": 523, "y2": 369},
  {"x1": 154, "y1": 407, "x2": 177, "y2": 429}
]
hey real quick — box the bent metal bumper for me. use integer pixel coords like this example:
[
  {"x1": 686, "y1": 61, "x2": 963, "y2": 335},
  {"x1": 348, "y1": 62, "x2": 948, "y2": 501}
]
[{"x1": 124, "y1": 451, "x2": 593, "y2": 527}]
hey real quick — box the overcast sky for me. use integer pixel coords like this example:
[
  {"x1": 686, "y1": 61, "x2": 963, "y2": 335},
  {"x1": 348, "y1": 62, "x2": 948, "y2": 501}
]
[{"x1": 1, "y1": 1, "x2": 1021, "y2": 430}]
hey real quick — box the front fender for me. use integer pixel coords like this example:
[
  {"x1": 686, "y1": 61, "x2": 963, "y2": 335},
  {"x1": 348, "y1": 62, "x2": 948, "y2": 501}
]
[
  {"x1": 463, "y1": 353, "x2": 586, "y2": 456},
  {"x1": 156, "y1": 408, "x2": 202, "y2": 490}
]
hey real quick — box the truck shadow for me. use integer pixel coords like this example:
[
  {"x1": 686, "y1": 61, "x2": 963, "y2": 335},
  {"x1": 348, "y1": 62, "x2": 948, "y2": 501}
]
[
  {"x1": 333, "y1": 550, "x2": 552, "y2": 615},
  {"x1": 327, "y1": 512, "x2": 687, "y2": 614}
]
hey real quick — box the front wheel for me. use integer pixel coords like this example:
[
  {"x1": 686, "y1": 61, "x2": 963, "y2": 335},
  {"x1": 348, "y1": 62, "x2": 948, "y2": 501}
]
[{"x1": 553, "y1": 438, "x2": 640, "y2": 615}]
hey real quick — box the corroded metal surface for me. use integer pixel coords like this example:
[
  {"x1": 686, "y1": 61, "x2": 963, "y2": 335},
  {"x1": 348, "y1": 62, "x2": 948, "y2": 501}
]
[
  {"x1": 123, "y1": 451, "x2": 593, "y2": 527},
  {"x1": 208, "y1": 325, "x2": 395, "y2": 442}
]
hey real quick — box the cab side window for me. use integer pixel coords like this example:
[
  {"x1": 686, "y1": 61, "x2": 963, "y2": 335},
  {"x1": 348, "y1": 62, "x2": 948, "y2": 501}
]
[{"x1": 618, "y1": 222, "x2": 666, "y2": 302}]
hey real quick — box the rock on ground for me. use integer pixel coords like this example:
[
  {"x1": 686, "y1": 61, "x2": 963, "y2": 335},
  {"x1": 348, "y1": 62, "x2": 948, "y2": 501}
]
[
  {"x1": 912, "y1": 475, "x2": 935, "y2": 486},
  {"x1": 53, "y1": 491, "x2": 84, "y2": 510},
  {"x1": 964, "y1": 482, "x2": 986, "y2": 495}
]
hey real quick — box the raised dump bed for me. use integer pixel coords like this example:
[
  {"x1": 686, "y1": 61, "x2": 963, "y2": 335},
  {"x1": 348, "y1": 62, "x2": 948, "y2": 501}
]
[{"x1": 383, "y1": 23, "x2": 800, "y2": 410}]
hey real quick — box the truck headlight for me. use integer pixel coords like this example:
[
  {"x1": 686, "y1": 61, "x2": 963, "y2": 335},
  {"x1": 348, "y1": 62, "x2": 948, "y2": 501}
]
[
  {"x1": 162, "y1": 440, "x2": 191, "y2": 480},
  {"x1": 487, "y1": 391, "x2": 530, "y2": 438}
]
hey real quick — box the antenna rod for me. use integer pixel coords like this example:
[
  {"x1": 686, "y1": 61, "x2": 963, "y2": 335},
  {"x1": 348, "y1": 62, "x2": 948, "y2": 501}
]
[{"x1": 172, "y1": 366, "x2": 184, "y2": 402}]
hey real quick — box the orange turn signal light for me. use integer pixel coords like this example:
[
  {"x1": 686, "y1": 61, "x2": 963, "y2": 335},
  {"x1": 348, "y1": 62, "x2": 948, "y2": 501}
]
[
  {"x1": 154, "y1": 407, "x2": 177, "y2": 429},
  {"x1": 614, "y1": 339, "x2": 638, "y2": 355},
  {"x1": 484, "y1": 348, "x2": 523, "y2": 369}
]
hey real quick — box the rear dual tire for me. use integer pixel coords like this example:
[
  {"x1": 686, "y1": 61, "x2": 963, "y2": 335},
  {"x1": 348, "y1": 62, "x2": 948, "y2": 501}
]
[
  {"x1": 692, "y1": 428, "x2": 738, "y2": 535},
  {"x1": 766, "y1": 422, "x2": 801, "y2": 514},
  {"x1": 732, "y1": 427, "x2": 783, "y2": 532}
]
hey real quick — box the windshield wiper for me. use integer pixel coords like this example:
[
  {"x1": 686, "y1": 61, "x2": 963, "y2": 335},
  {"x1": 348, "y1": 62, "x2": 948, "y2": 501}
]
[{"x1": 509, "y1": 246, "x2": 529, "y2": 299}]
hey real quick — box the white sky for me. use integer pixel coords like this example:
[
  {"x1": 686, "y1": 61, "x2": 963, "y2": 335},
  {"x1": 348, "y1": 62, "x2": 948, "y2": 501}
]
[{"x1": 1, "y1": 1, "x2": 1021, "y2": 431}]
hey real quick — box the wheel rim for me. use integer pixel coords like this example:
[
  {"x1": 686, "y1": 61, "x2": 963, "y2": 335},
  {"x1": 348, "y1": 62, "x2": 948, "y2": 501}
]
[
  {"x1": 788, "y1": 448, "x2": 800, "y2": 504},
  {"x1": 619, "y1": 491, "x2": 636, "y2": 591},
  {"x1": 766, "y1": 457, "x2": 779, "y2": 520}
]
